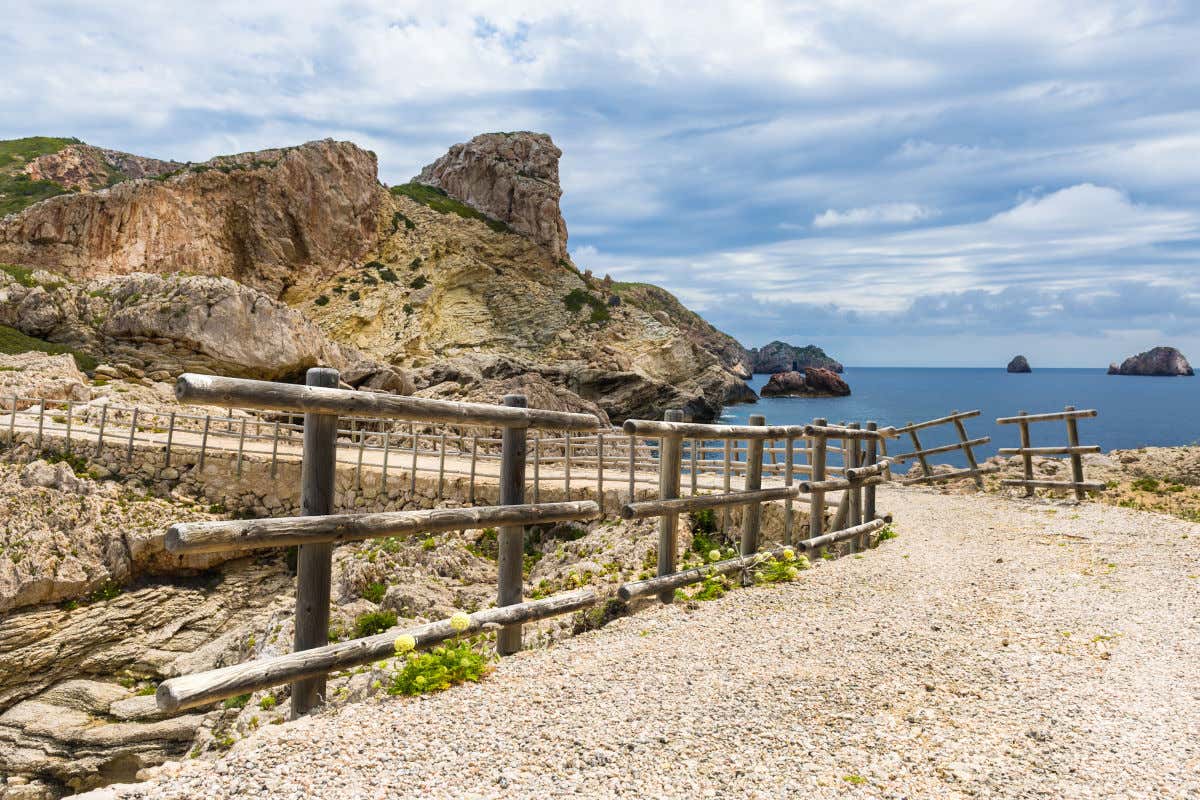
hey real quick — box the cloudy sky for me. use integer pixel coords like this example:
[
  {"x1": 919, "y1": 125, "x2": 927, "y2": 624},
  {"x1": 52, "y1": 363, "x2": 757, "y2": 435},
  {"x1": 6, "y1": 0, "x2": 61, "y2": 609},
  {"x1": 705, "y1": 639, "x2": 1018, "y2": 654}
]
[{"x1": 4, "y1": 1, "x2": 1199, "y2": 366}]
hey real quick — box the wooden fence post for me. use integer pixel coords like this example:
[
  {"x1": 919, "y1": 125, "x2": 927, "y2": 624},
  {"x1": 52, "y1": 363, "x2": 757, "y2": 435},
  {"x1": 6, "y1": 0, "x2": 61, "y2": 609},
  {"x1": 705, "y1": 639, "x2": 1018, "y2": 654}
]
[
  {"x1": 784, "y1": 437, "x2": 795, "y2": 545},
  {"x1": 291, "y1": 367, "x2": 339, "y2": 717},
  {"x1": 409, "y1": 424, "x2": 418, "y2": 497},
  {"x1": 809, "y1": 417, "x2": 828, "y2": 557},
  {"x1": 741, "y1": 414, "x2": 766, "y2": 556},
  {"x1": 165, "y1": 411, "x2": 176, "y2": 467},
  {"x1": 906, "y1": 421, "x2": 932, "y2": 482},
  {"x1": 381, "y1": 429, "x2": 390, "y2": 492},
  {"x1": 94, "y1": 404, "x2": 108, "y2": 457},
  {"x1": 468, "y1": 434, "x2": 478, "y2": 505},
  {"x1": 235, "y1": 417, "x2": 247, "y2": 477},
  {"x1": 721, "y1": 438, "x2": 732, "y2": 534},
  {"x1": 532, "y1": 432, "x2": 541, "y2": 504},
  {"x1": 199, "y1": 415, "x2": 210, "y2": 471},
  {"x1": 657, "y1": 410, "x2": 684, "y2": 603},
  {"x1": 437, "y1": 430, "x2": 447, "y2": 501},
  {"x1": 270, "y1": 421, "x2": 281, "y2": 478},
  {"x1": 950, "y1": 410, "x2": 984, "y2": 488},
  {"x1": 627, "y1": 433, "x2": 636, "y2": 503},
  {"x1": 497, "y1": 395, "x2": 528, "y2": 655},
  {"x1": 597, "y1": 432, "x2": 605, "y2": 516},
  {"x1": 36, "y1": 401, "x2": 44, "y2": 450},
  {"x1": 846, "y1": 423, "x2": 862, "y2": 551},
  {"x1": 357, "y1": 425, "x2": 367, "y2": 491},
  {"x1": 564, "y1": 432, "x2": 572, "y2": 495},
  {"x1": 64, "y1": 400, "x2": 73, "y2": 453},
  {"x1": 864, "y1": 422, "x2": 877, "y2": 523},
  {"x1": 1017, "y1": 411, "x2": 1034, "y2": 497},
  {"x1": 1064, "y1": 405, "x2": 1086, "y2": 502},
  {"x1": 126, "y1": 408, "x2": 138, "y2": 463}
]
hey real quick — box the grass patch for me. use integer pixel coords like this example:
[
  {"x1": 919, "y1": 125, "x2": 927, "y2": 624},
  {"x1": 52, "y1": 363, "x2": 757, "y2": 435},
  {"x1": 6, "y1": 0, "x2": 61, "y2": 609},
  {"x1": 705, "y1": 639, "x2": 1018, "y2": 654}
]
[
  {"x1": 562, "y1": 288, "x2": 610, "y2": 323},
  {"x1": 313, "y1": 295, "x2": 330, "y2": 306},
  {"x1": 0, "y1": 136, "x2": 83, "y2": 215},
  {"x1": 362, "y1": 582, "x2": 387, "y2": 604},
  {"x1": 221, "y1": 693, "x2": 251, "y2": 710},
  {"x1": 1, "y1": 263, "x2": 37, "y2": 287},
  {"x1": 1131, "y1": 476, "x2": 1160, "y2": 493},
  {"x1": 409, "y1": 275, "x2": 428, "y2": 290},
  {"x1": 0, "y1": 324, "x2": 97, "y2": 371},
  {"x1": 874, "y1": 524, "x2": 898, "y2": 544},
  {"x1": 354, "y1": 610, "x2": 397, "y2": 638},
  {"x1": 390, "y1": 182, "x2": 510, "y2": 233},
  {"x1": 387, "y1": 641, "x2": 492, "y2": 696}
]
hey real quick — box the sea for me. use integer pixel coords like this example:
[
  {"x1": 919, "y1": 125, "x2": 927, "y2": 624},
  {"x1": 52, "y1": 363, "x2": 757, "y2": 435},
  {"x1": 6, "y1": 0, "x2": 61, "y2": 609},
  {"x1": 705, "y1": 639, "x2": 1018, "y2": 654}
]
[{"x1": 720, "y1": 368, "x2": 1200, "y2": 467}]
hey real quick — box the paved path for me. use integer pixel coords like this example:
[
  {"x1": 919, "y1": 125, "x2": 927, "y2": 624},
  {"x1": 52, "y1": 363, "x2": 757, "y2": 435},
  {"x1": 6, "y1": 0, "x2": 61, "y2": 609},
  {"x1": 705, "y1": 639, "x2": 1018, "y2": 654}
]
[{"x1": 95, "y1": 486, "x2": 1200, "y2": 799}]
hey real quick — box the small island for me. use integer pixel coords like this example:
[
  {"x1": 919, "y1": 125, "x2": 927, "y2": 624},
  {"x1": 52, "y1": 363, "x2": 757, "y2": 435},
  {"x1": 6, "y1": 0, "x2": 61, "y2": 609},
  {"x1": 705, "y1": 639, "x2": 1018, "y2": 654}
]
[
  {"x1": 1007, "y1": 355, "x2": 1032, "y2": 373},
  {"x1": 1107, "y1": 346, "x2": 1194, "y2": 376},
  {"x1": 760, "y1": 367, "x2": 851, "y2": 397},
  {"x1": 750, "y1": 341, "x2": 843, "y2": 374}
]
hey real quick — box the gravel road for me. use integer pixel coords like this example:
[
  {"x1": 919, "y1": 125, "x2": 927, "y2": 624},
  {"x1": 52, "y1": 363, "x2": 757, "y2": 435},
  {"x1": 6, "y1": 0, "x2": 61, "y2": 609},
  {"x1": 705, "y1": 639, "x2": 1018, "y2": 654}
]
[{"x1": 90, "y1": 487, "x2": 1200, "y2": 799}]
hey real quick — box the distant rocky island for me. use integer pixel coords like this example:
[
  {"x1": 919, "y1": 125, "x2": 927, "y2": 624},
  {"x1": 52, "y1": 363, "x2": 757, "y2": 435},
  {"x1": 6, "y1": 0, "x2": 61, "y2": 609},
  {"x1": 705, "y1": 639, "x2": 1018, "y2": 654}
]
[
  {"x1": 749, "y1": 341, "x2": 843, "y2": 374},
  {"x1": 1108, "y1": 346, "x2": 1194, "y2": 376},
  {"x1": 1007, "y1": 355, "x2": 1032, "y2": 373},
  {"x1": 760, "y1": 367, "x2": 850, "y2": 398}
]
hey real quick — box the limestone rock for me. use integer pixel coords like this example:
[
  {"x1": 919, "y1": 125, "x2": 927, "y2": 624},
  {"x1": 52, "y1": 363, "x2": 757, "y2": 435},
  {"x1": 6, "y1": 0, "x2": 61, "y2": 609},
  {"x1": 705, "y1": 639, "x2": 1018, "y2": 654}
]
[
  {"x1": 0, "y1": 353, "x2": 89, "y2": 411},
  {"x1": 749, "y1": 341, "x2": 842, "y2": 374},
  {"x1": 22, "y1": 143, "x2": 182, "y2": 193},
  {"x1": 414, "y1": 132, "x2": 569, "y2": 261},
  {"x1": 1107, "y1": 346, "x2": 1193, "y2": 376},
  {"x1": 1007, "y1": 355, "x2": 1032, "y2": 373},
  {"x1": 760, "y1": 368, "x2": 850, "y2": 398},
  {"x1": 0, "y1": 139, "x2": 381, "y2": 296}
]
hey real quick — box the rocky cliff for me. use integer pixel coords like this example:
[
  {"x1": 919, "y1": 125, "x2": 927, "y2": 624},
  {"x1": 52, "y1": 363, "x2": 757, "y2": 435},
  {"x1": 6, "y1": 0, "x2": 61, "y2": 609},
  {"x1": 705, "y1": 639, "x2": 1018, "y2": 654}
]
[
  {"x1": 0, "y1": 131, "x2": 754, "y2": 421},
  {"x1": 760, "y1": 367, "x2": 850, "y2": 398},
  {"x1": 0, "y1": 139, "x2": 380, "y2": 296},
  {"x1": 1108, "y1": 346, "x2": 1194, "y2": 376},
  {"x1": 749, "y1": 341, "x2": 842, "y2": 374}
]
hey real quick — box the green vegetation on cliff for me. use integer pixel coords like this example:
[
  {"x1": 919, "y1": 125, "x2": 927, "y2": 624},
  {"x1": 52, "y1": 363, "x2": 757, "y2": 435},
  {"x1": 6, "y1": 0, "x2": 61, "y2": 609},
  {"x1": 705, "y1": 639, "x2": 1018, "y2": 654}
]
[
  {"x1": 0, "y1": 324, "x2": 97, "y2": 371},
  {"x1": 0, "y1": 137, "x2": 80, "y2": 216},
  {"x1": 390, "y1": 182, "x2": 511, "y2": 233}
]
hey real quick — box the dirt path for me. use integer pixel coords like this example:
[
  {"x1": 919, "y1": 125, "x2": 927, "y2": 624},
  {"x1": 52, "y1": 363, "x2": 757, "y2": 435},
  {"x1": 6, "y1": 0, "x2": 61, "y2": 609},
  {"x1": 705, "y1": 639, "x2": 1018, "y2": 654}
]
[{"x1": 89, "y1": 487, "x2": 1200, "y2": 799}]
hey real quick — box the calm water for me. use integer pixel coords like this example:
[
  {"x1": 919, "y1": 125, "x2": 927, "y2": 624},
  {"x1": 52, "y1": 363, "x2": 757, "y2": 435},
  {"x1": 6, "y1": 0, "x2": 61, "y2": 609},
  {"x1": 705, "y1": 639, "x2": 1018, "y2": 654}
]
[{"x1": 721, "y1": 368, "x2": 1200, "y2": 467}]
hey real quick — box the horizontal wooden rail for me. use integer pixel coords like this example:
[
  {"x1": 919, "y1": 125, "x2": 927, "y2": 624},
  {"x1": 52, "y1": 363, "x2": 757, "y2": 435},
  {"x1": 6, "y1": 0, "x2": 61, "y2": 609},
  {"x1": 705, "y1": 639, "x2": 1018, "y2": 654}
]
[
  {"x1": 996, "y1": 409, "x2": 1097, "y2": 425},
  {"x1": 891, "y1": 437, "x2": 990, "y2": 462},
  {"x1": 799, "y1": 475, "x2": 885, "y2": 493},
  {"x1": 168, "y1": 501, "x2": 600, "y2": 553},
  {"x1": 176, "y1": 374, "x2": 602, "y2": 431},
  {"x1": 1000, "y1": 479, "x2": 1106, "y2": 491},
  {"x1": 900, "y1": 465, "x2": 1002, "y2": 485},
  {"x1": 894, "y1": 410, "x2": 980, "y2": 433},
  {"x1": 844, "y1": 459, "x2": 893, "y2": 481},
  {"x1": 156, "y1": 588, "x2": 597, "y2": 712},
  {"x1": 616, "y1": 545, "x2": 795, "y2": 601},
  {"x1": 622, "y1": 419, "x2": 808, "y2": 440},
  {"x1": 619, "y1": 487, "x2": 800, "y2": 519},
  {"x1": 798, "y1": 518, "x2": 887, "y2": 552},
  {"x1": 802, "y1": 424, "x2": 899, "y2": 440},
  {"x1": 998, "y1": 445, "x2": 1101, "y2": 456}
]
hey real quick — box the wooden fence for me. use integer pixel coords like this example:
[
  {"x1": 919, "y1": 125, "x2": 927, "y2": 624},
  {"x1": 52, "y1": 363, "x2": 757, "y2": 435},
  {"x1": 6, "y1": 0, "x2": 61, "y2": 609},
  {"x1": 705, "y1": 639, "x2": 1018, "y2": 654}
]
[
  {"x1": 146, "y1": 371, "x2": 904, "y2": 719},
  {"x1": 996, "y1": 406, "x2": 1103, "y2": 499},
  {"x1": 892, "y1": 410, "x2": 1000, "y2": 486}
]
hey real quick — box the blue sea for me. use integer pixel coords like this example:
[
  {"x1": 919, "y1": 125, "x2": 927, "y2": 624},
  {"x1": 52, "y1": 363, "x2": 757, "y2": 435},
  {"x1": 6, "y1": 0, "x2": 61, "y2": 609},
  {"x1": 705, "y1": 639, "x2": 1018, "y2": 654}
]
[{"x1": 721, "y1": 368, "x2": 1200, "y2": 467}]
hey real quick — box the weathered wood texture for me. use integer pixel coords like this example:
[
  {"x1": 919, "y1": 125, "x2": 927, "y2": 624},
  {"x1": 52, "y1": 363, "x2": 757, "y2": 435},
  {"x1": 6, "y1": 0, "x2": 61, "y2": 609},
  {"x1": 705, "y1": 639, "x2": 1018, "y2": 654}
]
[
  {"x1": 497, "y1": 394, "x2": 528, "y2": 655},
  {"x1": 803, "y1": 424, "x2": 899, "y2": 440},
  {"x1": 157, "y1": 589, "x2": 597, "y2": 713},
  {"x1": 809, "y1": 417, "x2": 827, "y2": 547},
  {"x1": 996, "y1": 409, "x2": 1097, "y2": 425},
  {"x1": 798, "y1": 518, "x2": 887, "y2": 552},
  {"x1": 620, "y1": 487, "x2": 799, "y2": 519},
  {"x1": 176, "y1": 373, "x2": 601, "y2": 431},
  {"x1": 900, "y1": 466, "x2": 1001, "y2": 486},
  {"x1": 657, "y1": 410, "x2": 685, "y2": 603},
  {"x1": 292, "y1": 367, "x2": 339, "y2": 717},
  {"x1": 741, "y1": 415, "x2": 766, "y2": 556},
  {"x1": 894, "y1": 410, "x2": 980, "y2": 433},
  {"x1": 998, "y1": 445, "x2": 1101, "y2": 456},
  {"x1": 168, "y1": 501, "x2": 600, "y2": 553},
  {"x1": 892, "y1": 437, "x2": 990, "y2": 462}
]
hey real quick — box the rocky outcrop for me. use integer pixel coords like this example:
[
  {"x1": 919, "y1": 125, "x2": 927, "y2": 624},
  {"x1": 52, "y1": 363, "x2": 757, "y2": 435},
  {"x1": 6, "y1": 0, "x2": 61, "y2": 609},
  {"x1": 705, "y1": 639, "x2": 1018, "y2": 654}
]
[
  {"x1": 1007, "y1": 355, "x2": 1031, "y2": 373},
  {"x1": 413, "y1": 132, "x2": 569, "y2": 262},
  {"x1": 760, "y1": 368, "x2": 850, "y2": 397},
  {"x1": 0, "y1": 139, "x2": 381, "y2": 296},
  {"x1": 0, "y1": 353, "x2": 89, "y2": 411},
  {"x1": 1107, "y1": 346, "x2": 1194, "y2": 376},
  {"x1": 0, "y1": 269, "x2": 409, "y2": 388},
  {"x1": 22, "y1": 143, "x2": 182, "y2": 192},
  {"x1": 749, "y1": 341, "x2": 842, "y2": 374}
]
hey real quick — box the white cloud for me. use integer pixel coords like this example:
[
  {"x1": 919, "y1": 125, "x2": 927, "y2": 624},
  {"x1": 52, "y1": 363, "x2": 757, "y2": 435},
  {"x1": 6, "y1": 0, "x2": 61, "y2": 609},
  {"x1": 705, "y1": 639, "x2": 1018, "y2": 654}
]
[{"x1": 812, "y1": 203, "x2": 937, "y2": 228}]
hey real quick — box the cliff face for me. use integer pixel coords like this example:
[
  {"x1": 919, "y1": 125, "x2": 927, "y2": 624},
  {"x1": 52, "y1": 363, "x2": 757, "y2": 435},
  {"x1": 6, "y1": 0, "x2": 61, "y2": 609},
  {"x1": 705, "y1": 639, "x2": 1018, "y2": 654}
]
[
  {"x1": 413, "y1": 132, "x2": 569, "y2": 262},
  {"x1": 0, "y1": 132, "x2": 754, "y2": 421},
  {"x1": 0, "y1": 139, "x2": 381, "y2": 296},
  {"x1": 1108, "y1": 346, "x2": 1194, "y2": 376},
  {"x1": 750, "y1": 341, "x2": 842, "y2": 374}
]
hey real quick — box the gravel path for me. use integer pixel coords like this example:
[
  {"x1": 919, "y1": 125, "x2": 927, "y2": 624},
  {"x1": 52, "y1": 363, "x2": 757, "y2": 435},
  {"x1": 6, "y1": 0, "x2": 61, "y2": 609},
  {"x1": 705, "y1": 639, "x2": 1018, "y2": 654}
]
[{"x1": 94, "y1": 487, "x2": 1200, "y2": 799}]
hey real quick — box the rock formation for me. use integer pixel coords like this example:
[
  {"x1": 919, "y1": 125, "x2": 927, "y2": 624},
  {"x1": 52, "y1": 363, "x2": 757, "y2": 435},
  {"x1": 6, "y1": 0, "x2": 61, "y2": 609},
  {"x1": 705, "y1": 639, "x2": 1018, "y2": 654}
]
[
  {"x1": 413, "y1": 132, "x2": 569, "y2": 262},
  {"x1": 749, "y1": 341, "x2": 843, "y2": 374},
  {"x1": 0, "y1": 352, "x2": 89, "y2": 411},
  {"x1": 22, "y1": 142, "x2": 182, "y2": 192},
  {"x1": 0, "y1": 268, "x2": 408, "y2": 388},
  {"x1": 1107, "y1": 346, "x2": 1194, "y2": 376},
  {"x1": 760, "y1": 367, "x2": 850, "y2": 397},
  {"x1": 1007, "y1": 355, "x2": 1032, "y2": 373},
  {"x1": 0, "y1": 139, "x2": 380, "y2": 296}
]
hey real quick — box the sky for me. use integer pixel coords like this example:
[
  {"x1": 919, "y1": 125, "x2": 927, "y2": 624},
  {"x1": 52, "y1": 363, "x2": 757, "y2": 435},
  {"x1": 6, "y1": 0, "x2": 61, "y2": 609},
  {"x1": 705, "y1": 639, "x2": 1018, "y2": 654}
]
[{"x1": 3, "y1": 1, "x2": 1199, "y2": 367}]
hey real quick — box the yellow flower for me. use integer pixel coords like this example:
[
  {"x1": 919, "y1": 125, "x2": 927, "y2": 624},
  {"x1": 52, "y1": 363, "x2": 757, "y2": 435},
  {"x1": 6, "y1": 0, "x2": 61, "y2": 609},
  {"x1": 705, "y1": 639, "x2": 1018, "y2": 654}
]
[
  {"x1": 393, "y1": 634, "x2": 416, "y2": 654},
  {"x1": 708, "y1": 549, "x2": 722, "y2": 562},
  {"x1": 449, "y1": 612, "x2": 471, "y2": 632},
  {"x1": 781, "y1": 548, "x2": 796, "y2": 562}
]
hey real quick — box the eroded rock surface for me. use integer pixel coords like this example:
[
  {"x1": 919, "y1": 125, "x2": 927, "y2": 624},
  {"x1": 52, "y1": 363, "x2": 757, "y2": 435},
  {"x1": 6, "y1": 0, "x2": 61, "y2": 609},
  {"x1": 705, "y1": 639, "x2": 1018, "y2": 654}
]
[
  {"x1": 1107, "y1": 346, "x2": 1193, "y2": 376},
  {"x1": 760, "y1": 367, "x2": 850, "y2": 397},
  {"x1": 749, "y1": 341, "x2": 842, "y2": 374},
  {"x1": 0, "y1": 353, "x2": 89, "y2": 411}
]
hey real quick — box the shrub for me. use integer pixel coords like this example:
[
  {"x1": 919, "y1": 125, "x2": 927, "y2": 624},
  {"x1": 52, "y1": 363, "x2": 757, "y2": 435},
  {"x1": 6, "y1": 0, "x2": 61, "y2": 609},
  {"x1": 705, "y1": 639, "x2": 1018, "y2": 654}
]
[
  {"x1": 354, "y1": 610, "x2": 398, "y2": 638},
  {"x1": 314, "y1": 295, "x2": 330, "y2": 306},
  {"x1": 378, "y1": 267, "x2": 399, "y2": 283},
  {"x1": 562, "y1": 289, "x2": 610, "y2": 323},
  {"x1": 1132, "y1": 477, "x2": 1160, "y2": 493},
  {"x1": 0, "y1": 324, "x2": 98, "y2": 371},
  {"x1": 389, "y1": 183, "x2": 510, "y2": 233},
  {"x1": 391, "y1": 211, "x2": 415, "y2": 232},
  {"x1": 410, "y1": 275, "x2": 428, "y2": 290},
  {"x1": 221, "y1": 693, "x2": 251, "y2": 710},
  {"x1": 362, "y1": 582, "x2": 387, "y2": 603},
  {"x1": 756, "y1": 554, "x2": 808, "y2": 584},
  {"x1": 348, "y1": 290, "x2": 361, "y2": 302},
  {"x1": 874, "y1": 524, "x2": 898, "y2": 544},
  {"x1": 258, "y1": 695, "x2": 276, "y2": 710},
  {"x1": 387, "y1": 642, "x2": 491, "y2": 696}
]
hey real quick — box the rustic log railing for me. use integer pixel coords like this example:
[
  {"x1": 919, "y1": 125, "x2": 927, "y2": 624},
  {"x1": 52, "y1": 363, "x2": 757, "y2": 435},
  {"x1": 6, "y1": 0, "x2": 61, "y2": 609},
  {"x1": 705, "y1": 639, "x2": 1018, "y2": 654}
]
[
  {"x1": 996, "y1": 406, "x2": 1104, "y2": 500},
  {"x1": 892, "y1": 410, "x2": 998, "y2": 487},
  {"x1": 157, "y1": 369, "x2": 604, "y2": 716}
]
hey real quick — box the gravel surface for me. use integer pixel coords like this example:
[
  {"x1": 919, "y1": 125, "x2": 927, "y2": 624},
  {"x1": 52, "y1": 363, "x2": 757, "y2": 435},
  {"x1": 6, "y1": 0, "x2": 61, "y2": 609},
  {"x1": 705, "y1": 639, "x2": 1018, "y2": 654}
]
[{"x1": 92, "y1": 487, "x2": 1200, "y2": 799}]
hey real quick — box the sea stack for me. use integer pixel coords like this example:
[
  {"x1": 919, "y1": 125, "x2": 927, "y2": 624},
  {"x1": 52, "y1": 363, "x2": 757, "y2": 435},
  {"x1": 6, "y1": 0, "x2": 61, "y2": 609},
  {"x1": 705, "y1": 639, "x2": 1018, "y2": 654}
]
[
  {"x1": 760, "y1": 367, "x2": 850, "y2": 397},
  {"x1": 1007, "y1": 355, "x2": 1032, "y2": 373},
  {"x1": 1107, "y1": 346, "x2": 1194, "y2": 376}
]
